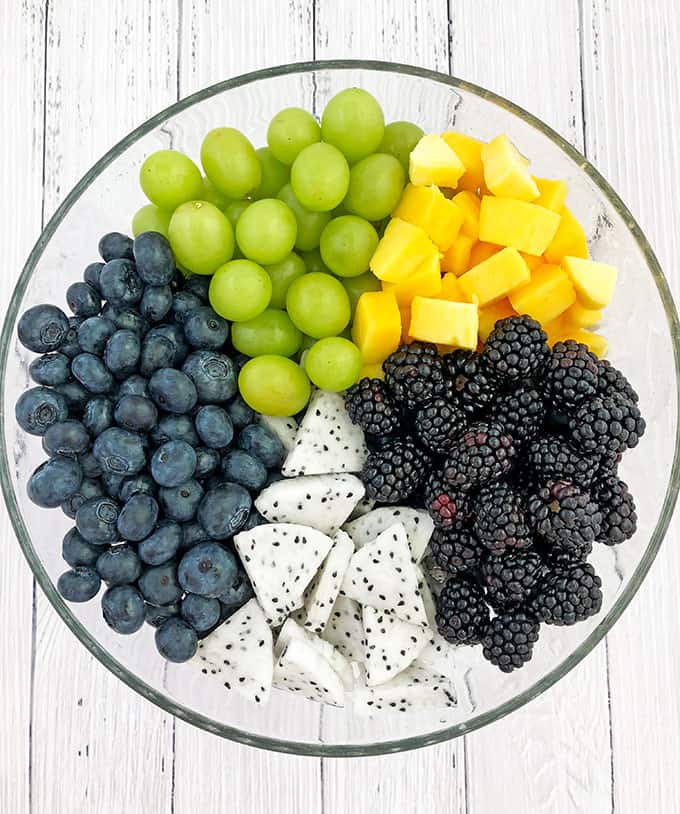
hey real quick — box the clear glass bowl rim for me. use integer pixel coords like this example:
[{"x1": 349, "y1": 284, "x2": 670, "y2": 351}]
[{"x1": 2, "y1": 59, "x2": 679, "y2": 757}]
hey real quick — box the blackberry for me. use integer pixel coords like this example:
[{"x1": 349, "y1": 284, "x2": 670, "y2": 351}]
[
  {"x1": 542, "y1": 340, "x2": 600, "y2": 409},
  {"x1": 361, "y1": 437, "x2": 427, "y2": 503},
  {"x1": 345, "y1": 377, "x2": 402, "y2": 438},
  {"x1": 429, "y1": 522, "x2": 484, "y2": 574},
  {"x1": 493, "y1": 384, "x2": 546, "y2": 444},
  {"x1": 424, "y1": 472, "x2": 472, "y2": 529},
  {"x1": 593, "y1": 475, "x2": 637, "y2": 545},
  {"x1": 473, "y1": 482, "x2": 533, "y2": 554},
  {"x1": 527, "y1": 480, "x2": 602, "y2": 559},
  {"x1": 597, "y1": 358, "x2": 639, "y2": 403},
  {"x1": 414, "y1": 397, "x2": 468, "y2": 454},
  {"x1": 529, "y1": 562, "x2": 602, "y2": 626},
  {"x1": 481, "y1": 315, "x2": 549, "y2": 381},
  {"x1": 443, "y1": 349, "x2": 498, "y2": 415},
  {"x1": 481, "y1": 611, "x2": 540, "y2": 672},
  {"x1": 383, "y1": 342, "x2": 447, "y2": 410},
  {"x1": 570, "y1": 393, "x2": 646, "y2": 456},
  {"x1": 481, "y1": 551, "x2": 547, "y2": 609},
  {"x1": 526, "y1": 433, "x2": 600, "y2": 489},
  {"x1": 442, "y1": 422, "x2": 515, "y2": 491},
  {"x1": 435, "y1": 576, "x2": 490, "y2": 645}
]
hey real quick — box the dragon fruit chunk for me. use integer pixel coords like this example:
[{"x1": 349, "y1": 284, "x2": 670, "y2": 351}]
[
  {"x1": 276, "y1": 617, "x2": 353, "y2": 690},
  {"x1": 273, "y1": 636, "x2": 346, "y2": 706},
  {"x1": 322, "y1": 595, "x2": 365, "y2": 663},
  {"x1": 258, "y1": 414, "x2": 298, "y2": 453},
  {"x1": 343, "y1": 506, "x2": 434, "y2": 563},
  {"x1": 362, "y1": 606, "x2": 431, "y2": 687},
  {"x1": 353, "y1": 662, "x2": 457, "y2": 714}
]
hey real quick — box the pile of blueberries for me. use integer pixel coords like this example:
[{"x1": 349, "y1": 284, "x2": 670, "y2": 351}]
[{"x1": 15, "y1": 230, "x2": 281, "y2": 663}]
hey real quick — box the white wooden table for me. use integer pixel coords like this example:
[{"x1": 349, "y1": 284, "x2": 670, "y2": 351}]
[{"x1": 2, "y1": 1, "x2": 679, "y2": 811}]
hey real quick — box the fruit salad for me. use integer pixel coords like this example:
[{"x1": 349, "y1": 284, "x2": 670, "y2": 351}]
[{"x1": 14, "y1": 86, "x2": 646, "y2": 713}]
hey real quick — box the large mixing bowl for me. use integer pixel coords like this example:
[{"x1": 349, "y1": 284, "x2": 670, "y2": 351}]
[{"x1": 2, "y1": 60, "x2": 678, "y2": 756}]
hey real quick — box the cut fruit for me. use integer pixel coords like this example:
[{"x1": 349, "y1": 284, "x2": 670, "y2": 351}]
[
  {"x1": 409, "y1": 134, "x2": 465, "y2": 188},
  {"x1": 438, "y1": 273, "x2": 466, "y2": 302},
  {"x1": 562, "y1": 256, "x2": 618, "y2": 309},
  {"x1": 258, "y1": 415, "x2": 298, "y2": 453},
  {"x1": 469, "y1": 241, "x2": 501, "y2": 267},
  {"x1": 359, "y1": 363, "x2": 384, "y2": 381},
  {"x1": 479, "y1": 196, "x2": 561, "y2": 256},
  {"x1": 543, "y1": 206, "x2": 589, "y2": 263},
  {"x1": 382, "y1": 249, "x2": 442, "y2": 305},
  {"x1": 344, "y1": 506, "x2": 434, "y2": 563},
  {"x1": 410, "y1": 297, "x2": 478, "y2": 350},
  {"x1": 508, "y1": 263, "x2": 576, "y2": 324},
  {"x1": 362, "y1": 606, "x2": 431, "y2": 686},
  {"x1": 393, "y1": 184, "x2": 464, "y2": 251},
  {"x1": 352, "y1": 290, "x2": 402, "y2": 364},
  {"x1": 481, "y1": 135, "x2": 539, "y2": 201},
  {"x1": 441, "y1": 234, "x2": 474, "y2": 276},
  {"x1": 276, "y1": 618, "x2": 353, "y2": 689},
  {"x1": 566, "y1": 301, "x2": 602, "y2": 327},
  {"x1": 533, "y1": 177, "x2": 568, "y2": 211},
  {"x1": 441, "y1": 131, "x2": 486, "y2": 193},
  {"x1": 478, "y1": 298, "x2": 517, "y2": 342},
  {"x1": 452, "y1": 191, "x2": 481, "y2": 239},
  {"x1": 570, "y1": 328, "x2": 608, "y2": 358},
  {"x1": 369, "y1": 218, "x2": 437, "y2": 283},
  {"x1": 520, "y1": 252, "x2": 545, "y2": 271},
  {"x1": 399, "y1": 306, "x2": 413, "y2": 344},
  {"x1": 322, "y1": 595, "x2": 365, "y2": 663},
  {"x1": 353, "y1": 662, "x2": 456, "y2": 714},
  {"x1": 273, "y1": 636, "x2": 346, "y2": 706},
  {"x1": 458, "y1": 246, "x2": 530, "y2": 307}
]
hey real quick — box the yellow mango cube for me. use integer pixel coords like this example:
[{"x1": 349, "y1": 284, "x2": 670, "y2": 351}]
[
  {"x1": 381, "y1": 250, "x2": 442, "y2": 306},
  {"x1": 469, "y1": 241, "x2": 501, "y2": 267},
  {"x1": 520, "y1": 252, "x2": 545, "y2": 271},
  {"x1": 458, "y1": 247, "x2": 530, "y2": 307},
  {"x1": 478, "y1": 299, "x2": 517, "y2": 342},
  {"x1": 508, "y1": 263, "x2": 576, "y2": 324},
  {"x1": 410, "y1": 296, "x2": 478, "y2": 350},
  {"x1": 359, "y1": 363, "x2": 384, "y2": 380},
  {"x1": 441, "y1": 234, "x2": 474, "y2": 276},
  {"x1": 442, "y1": 131, "x2": 486, "y2": 193},
  {"x1": 399, "y1": 307, "x2": 413, "y2": 343},
  {"x1": 452, "y1": 191, "x2": 481, "y2": 239},
  {"x1": 571, "y1": 329, "x2": 608, "y2": 358},
  {"x1": 409, "y1": 134, "x2": 465, "y2": 188},
  {"x1": 543, "y1": 315, "x2": 571, "y2": 346},
  {"x1": 543, "y1": 206, "x2": 588, "y2": 264},
  {"x1": 566, "y1": 301, "x2": 602, "y2": 327},
  {"x1": 437, "y1": 344, "x2": 457, "y2": 355},
  {"x1": 562, "y1": 256, "x2": 618, "y2": 309},
  {"x1": 478, "y1": 196, "x2": 561, "y2": 256},
  {"x1": 369, "y1": 218, "x2": 437, "y2": 283},
  {"x1": 534, "y1": 177, "x2": 568, "y2": 212},
  {"x1": 393, "y1": 184, "x2": 464, "y2": 251},
  {"x1": 481, "y1": 135, "x2": 540, "y2": 201},
  {"x1": 352, "y1": 291, "x2": 401, "y2": 364},
  {"x1": 439, "y1": 273, "x2": 466, "y2": 302}
]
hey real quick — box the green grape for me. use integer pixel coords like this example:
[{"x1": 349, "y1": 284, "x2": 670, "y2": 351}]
[
  {"x1": 139, "y1": 149, "x2": 203, "y2": 210},
  {"x1": 223, "y1": 199, "x2": 251, "y2": 229},
  {"x1": 344, "y1": 153, "x2": 406, "y2": 221},
  {"x1": 132, "y1": 204, "x2": 172, "y2": 237},
  {"x1": 168, "y1": 201, "x2": 234, "y2": 276},
  {"x1": 341, "y1": 271, "x2": 382, "y2": 314},
  {"x1": 319, "y1": 215, "x2": 379, "y2": 278},
  {"x1": 265, "y1": 253, "x2": 307, "y2": 309},
  {"x1": 200, "y1": 127, "x2": 261, "y2": 198},
  {"x1": 290, "y1": 143, "x2": 350, "y2": 212},
  {"x1": 235, "y1": 199, "x2": 297, "y2": 265},
  {"x1": 231, "y1": 308, "x2": 303, "y2": 358},
  {"x1": 277, "y1": 183, "x2": 331, "y2": 251},
  {"x1": 286, "y1": 272, "x2": 351, "y2": 338},
  {"x1": 321, "y1": 88, "x2": 385, "y2": 163},
  {"x1": 301, "y1": 248, "x2": 331, "y2": 275},
  {"x1": 239, "y1": 355, "x2": 311, "y2": 416},
  {"x1": 304, "y1": 337, "x2": 362, "y2": 391},
  {"x1": 199, "y1": 175, "x2": 231, "y2": 208},
  {"x1": 253, "y1": 147, "x2": 290, "y2": 200},
  {"x1": 209, "y1": 259, "x2": 272, "y2": 322},
  {"x1": 267, "y1": 107, "x2": 321, "y2": 166},
  {"x1": 378, "y1": 121, "x2": 424, "y2": 172}
]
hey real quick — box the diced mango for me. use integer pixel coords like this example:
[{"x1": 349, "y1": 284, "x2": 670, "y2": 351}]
[
  {"x1": 437, "y1": 344, "x2": 457, "y2": 355},
  {"x1": 481, "y1": 135, "x2": 539, "y2": 201},
  {"x1": 393, "y1": 184, "x2": 464, "y2": 251},
  {"x1": 562, "y1": 256, "x2": 618, "y2": 309},
  {"x1": 381, "y1": 250, "x2": 442, "y2": 306},
  {"x1": 352, "y1": 291, "x2": 402, "y2": 364},
  {"x1": 570, "y1": 329, "x2": 608, "y2": 358},
  {"x1": 478, "y1": 196, "x2": 561, "y2": 256},
  {"x1": 534, "y1": 177, "x2": 568, "y2": 212},
  {"x1": 409, "y1": 134, "x2": 465, "y2": 188},
  {"x1": 439, "y1": 273, "x2": 466, "y2": 302},
  {"x1": 566, "y1": 301, "x2": 602, "y2": 327},
  {"x1": 543, "y1": 315, "x2": 571, "y2": 346},
  {"x1": 478, "y1": 299, "x2": 517, "y2": 342},
  {"x1": 452, "y1": 191, "x2": 481, "y2": 239},
  {"x1": 458, "y1": 247, "x2": 530, "y2": 307},
  {"x1": 469, "y1": 241, "x2": 501, "y2": 267},
  {"x1": 359, "y1": 363, "x2": 384, "y2": 380},
  {"x1": 441, "y1": 234, "x2": 474, "y2": 276},
  {"x1": 410, "y1": 297, "x2": 478, "y2": 350},
  {"x1": 520, "y1": 252, "x2": 544, "y2": 271},
  {"x1": 399, "y1": 307, "x2": 413, "y2": 343},
  {"x1": 441, "y1": 131, "x2": 486, "y2": 193},
  {"x1": 543, "y1": 206, "x2": 588, "y2": 263},
  {"x1": 369, "y1": 218, "x2": 437, "y2": 283},
  {"x1": 508, "y1": 263, "x2": 576, "y2": 324}
]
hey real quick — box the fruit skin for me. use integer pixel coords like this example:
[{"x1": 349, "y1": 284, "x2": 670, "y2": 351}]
[
  {"x1": 424, "y1": 473, "x2": 472, "y2": 530},
  {"x1": 570, "y1": 393, "x2": 646, "y2": 456},
  {"x1": 27, "y1": 455, "x2": 83, "y2": 508},
  {"x1": 473, "y1": 482, "x2": 533, "y2": 554},
  {"x1": 62, "y1": 528, "x2": 101, "y2": 569},
  {"x1": 238, "y1": 423, "x2": 285, "y2": 468},
  {"x1": 181, "y1": 593, "x2": 221, "y2": 633},
  {"x1": 429, "y1": 521, "x2": 484, "y2": 574},
  {"x1": 221, "y1": 450, "x2": 268, "y2": 492},
  {"x1": 382, "y1": 342, "x2": 447, "y2": 411},
  {"x1": 597, "y1": 359, "x2": 639, "y2": 403},
  {"x1": 138, "y1": 562, "x2": 183, "y2": 606},
  {"x1": 182, "y1": 350, "x2": 237, "y2": 405},
  {"x1": 116, "y1": 494, "x2": 159, "y2": 542},
  {"x1": 29, "y1": 352, "x2": 72, "y2": 386},
  {"x1": 481, "y1": 551, "x2": 547, "y2": 609},
  {"x1": 481, "y1": 610, "x2": 540, "y2": 672},
  {"x1": 361, "y1": 438, "x2": 428, "y2": 504},
  {"x1": 593, "y1": 475, "x2": 637, "y2": 545},
  {"x1": 57, "y1": 567, "x2": 101, "y2": 603},
  {"x1": 435, "y1": 576, "x2": 490, "y2": 645},
  {"x1": 95, "y1": 545, "x2": 142, "y2": 586},
  {"x1": 344, "y1": 377, "x2": 402, "y2": 438},
  {"x1": 541, "y1": 339, "x2": 600, "y2": 409},
  {"x1": 481, "y1": 315, "x2": 549, "y2": 382},
  {"x1": 526, "y1": 433, "x2": 599, "y2": 489},
  {"x1": 528, "y1": 480, "x2": 602, "y2": 559},
  {"x1": 18, "y1": 304, "x2": 70, "y2": 353},
  {"x1": 16, "y1": 386, "x2": 69, "y2": 436},
  {"x1": 529, "y1": 561, "x2": 602, "y2": 626},
  {"x1": 196, "y1": 484, "x2": 252, "y2": 541},
  {"x1": 138, "y1": 520, "x2": 183, "y2": 566},
  {"x1": 414, "y1": 397, "x2": 467, "y2": 455},
  {"x1": 443, "y1": 422, "x2": 516, "y2": 491},
  {"x1": 443, "y1": 350, "x2": 498, "y2": 416},
  {"x1": 493, "y1": 384, "x2": 546, "y2": 445},
  {"x1": 155, "y1": 617, "x2": 198, "y2": 662}
]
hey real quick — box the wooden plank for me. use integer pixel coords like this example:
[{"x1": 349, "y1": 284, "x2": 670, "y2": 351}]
[
  {"x1": 30, "y1": 3, "x2": 178, "y2": 813},
  {"x1": 581, "y1": 3, "x2": 680, "y2": 813}
]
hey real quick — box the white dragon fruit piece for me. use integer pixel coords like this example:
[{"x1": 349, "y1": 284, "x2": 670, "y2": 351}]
[
  {"x1": 273, "y1": 636, "x2": 346, "y2": 707},
  {"x1": 258, "y1": 414, "x2": 298, "y2": 453},
  {"x1": 343, "y1": 506, "x2": 434, "y2": 563},
  {"x1": 276, "y1": 617, "x2": 353, "y2": 690},
  {"x1": 322, "y1": 595, "x2": 365, "y2": 663},
  {"x1": 416, "y1": 566, "x2": 437, "y2": 629},
  {"x1": 347, "y1": 494, "x2": 376, "y2": 520},
  {"x1": 192, "y1": 599, "x2": 273, "y2": 704},
  {"x1": 353, "y1": 662, "x2": 457, "y2": 714},
  {"x1": 362, "y1": 606, "x2": 431, "y2": 687}
]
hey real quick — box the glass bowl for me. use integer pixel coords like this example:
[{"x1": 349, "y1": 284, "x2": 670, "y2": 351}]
[{"x1": 2, "y1": 60, "x2": 679, "y2": 757}]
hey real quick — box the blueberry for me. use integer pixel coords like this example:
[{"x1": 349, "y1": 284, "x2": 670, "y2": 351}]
[
  {"x1": 99, "y1": 259, "x2": 143, "y2": 306},
  {"x1": 99, "y1": 231, "x2": 134, "y2": 262},
  {"x1": 118, "y1": 374, "x2": 150, "y2": 399},
  {"x1": 195, "y1": 405, "x2": 234, "y2": 450},
  {"x1": 16, "y1": 386, "x2": 69, "y2": 435},
  {"x1": 180, "y1": 521, "x2": 208, "y2": 551},
  {"x1": 59, "y1": 316, "x2": 84, "y2": 358},
  {"x1": 197, "y1": 483, "x2": 251, "y2": 540},
  {"x1": 241, "y1": 510, "x2": 267, "y2": 532},
  {"x1": 181, "y1": 593, "x2": 220, "y2": 632},
  {"x1": 66, "y1": 282, "x2": 101, "y2": 317},
  {"x1": 114, "y1": 395, "x2": 158, "y2": 432},
  {"x1": 183, "y1": 306, "x2": 229, "y2": 350},
  {"x1": 102, "y1": 584, "x2": 145, "y2": 634},
  {"x1": 78, "y1": 316, "x2": 116, "y2": 355},
  {"x1": 82, "y1": 397, "x2": 114, "y2": 437},
  {"x1": 84, "y1": 261, "x2": 104, "y2": 291},
  {"x1": 93, "y1": 427, "x2": 146, "y2": 475},
  {"x1": 138, "y1": 562, "x2": 183, "y2": 605},
  {"x1": 178, "y1": 541, "x2": 238, "y2": 598},
  {"x1": 96, "y1": 544, "x2": 142, "y2": 585},
  {"x1": 194, "y1": 447, "x2": 220, "y2": 478},
  {"x1": 151, "y1": 440, "x2": 197, "y2": 487},
  {"x1": 227, "y1": 395, "x2": 255, "y2": 430},
  {"x1": 102, "y1": 304, "x2": 149, "y2": 337},
  {"x1": 75, "y1": 496, "x2": 120, "y2": 543},
  {"x1": 104, "y1": 329, "x2": 141, "y2": 379},
  {"x1": 18, "y1": 304, "x2": 69, "y2": 353},
  {"x1": 62, "y1": 527, "x2": 101, "y2": 568},
  {"x1": 182, "y1": 351, "x2": 237, "y2": 404},
  {"x1": 72, "y1": 353, "x2": 115, "y2": 394},
  {"x1": 119, "y1": 473, "x2": 156, "y2": 503},
  {"x1": 29, "y1": 352, "x2": 71, "y2": 386},
  {"x1": 140, "y1": 284, "x2": 173, "y2": 322},
  {"x1": 101, "y1": 471, "x2": 125, "y2": 498},
  {"x1": 145, "y1": 602, "x2": 180, "y2": 628},
  {"x1": 183, "y1": 275, "x2": 211, "y2": 301},
  {"x1": 149, "y1": 368, "x2": 197, "y2": 414},
  {"x1": 133, "y1": 232, "x2": 175, "y2": 285},
  {"x1": 138, "y1": 520, "x2": 183, "y2": 565},
  {"x1": 155, "y1": 617, "x2": 198, "y2": 662},
  {"x1": 219, "y1": 567, "x2": 254, "y2": 614},
  {"x1": 42, "y1": 419, "x2": 90, "y2": 457},
  {"x1": 172, "y1": 290, "x2": 202, "y2": 324},
  {"x1": 117, "y1": 493, "x2": 159, "y2": 542},
  {"x1": 238, "y1": 424, "x2": 284, "y2": 468},
  {"x1": 55, "y1": 380, "x2": 90, "y2": 413},
  {"x1": 79, "y1": 450, "x2": 103, "y2": 479},
  {"x1": 140, "y1": 330, "x2": 175, "y2": 376},
  {"x1": 61, "y1": 477, "x2": 104, "y2": 519},
  {"x1": 150, "y1": 413, "x2": 199, "y2": 447},
  {"x1": 151, "y1": 324, "x2": 190, "y2": 366},
  {"x1": 57, "y1": 567, "x2": 101, "y2": 602},
  {"x1": 221, "y1": 449, "x2": 267, "y2": 491},
  {"x1": 27, "y1": 455, "x2": 83, "y2": 508},
  {"x1": 158, "y1": 479, "x2": 203, "y2": 522}
]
